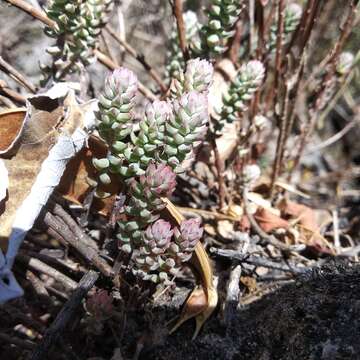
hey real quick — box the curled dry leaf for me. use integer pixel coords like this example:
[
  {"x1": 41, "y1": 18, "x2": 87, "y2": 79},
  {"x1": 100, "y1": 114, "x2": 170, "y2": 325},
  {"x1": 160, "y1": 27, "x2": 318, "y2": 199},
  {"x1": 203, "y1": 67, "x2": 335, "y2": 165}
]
[
  {"x1": 278, "y1": 199, "x2": 333, "y2": 254},
  {"x1": 169, "y1": 286, "x2": 208, "y2": 334},
  {"x1": 0, "y1": 108, "x2": 27, "y2": 158},
  {"x1": 163, "y1": 198, "x2": 218, "y2": 339},
  {"x1": 279, "y1": 199, "x2": 318, "y2": 232},
  {"x1": 0, "y1": 85, "x2": 94, "y2": 245},
  {"x1": 0, "y1": 104, "x2": 63, "y2": 243},
  {"x1": 57, "y1": 135, "x2": 122, "y2": 216},
  {"x1": 254, "y1": 207, "x2": 290, "y2": 233}
]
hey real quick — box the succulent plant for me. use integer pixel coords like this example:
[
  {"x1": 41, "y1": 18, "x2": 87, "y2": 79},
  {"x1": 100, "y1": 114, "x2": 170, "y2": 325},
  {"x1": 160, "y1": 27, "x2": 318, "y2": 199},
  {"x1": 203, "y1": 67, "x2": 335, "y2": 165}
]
[
  {"x1": 125, "y1": 100, "x2": 173, "y2": 174},
  {"x1": 92, "y1": 62, "x2": 210, "y2": 285},
  {"x1": 42, "y1": 0, "x2": 113, "y2": 82},
  {"x1": 200, "y1": 0, "x2": 243, "y2": 56},
  {"x1": 171, "y1": 58, "x2": 214, "y2": 98},
  {"x1": 215, "y1": 60, "x2": 265, "y2": 133},
  {"x1": 117, "y1": 163, "x2": 177, "y2": 253},
  {"x1": 162, "y1": 91, "x2": 209, "y2": 171},
  {"x1": 97, "y1": 68, "x2": 138, "y2": 145},
  {"x1": 171, "y1": 218, "x2": 203, "y2": 262},
  {"x1": 166, "y1": 11, "x2": 202, "y2": 80},
  {"x1": 93, "y1": 61, "x2": 211, "y2": 181},
  {"x1": 131, "y1": 219, "x2": 177, "y2": 284},
  {"x1": 131, "y1": 217, "x2": 203, "y2": 284},
  {"x1": 115, "y1": 159, "x2": 204, "y2": 284},
  {"x1": 269, "y1": 3, "x2": 302, "y2": 52},
  {"x1": 86, "y1": 289, "x2": 113, "y2": 320}
]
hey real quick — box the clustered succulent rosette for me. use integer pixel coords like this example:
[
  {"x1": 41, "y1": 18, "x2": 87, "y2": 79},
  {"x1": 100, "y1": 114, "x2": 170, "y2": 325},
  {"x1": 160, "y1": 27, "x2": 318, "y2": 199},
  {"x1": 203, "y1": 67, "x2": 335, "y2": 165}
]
[
  {"x1": 92, "y1": 61, "x2": 211, "y2": 285},
  {"x1": 215, "y1": 60, "x2": 265, "y2": 133},
  {"x1": 166, "y1": 1, "x2": 242, "y2": 84},
  {"x1": 86, "y1": 290, "x2": 113, "y2": 320},
  {"x1": 161, "y1": 91, "x2": 209, "y2": 171},
  {"x1": 117, "y1": 163, "x2": 177, "y2": 252},
  {"x1": 269, "y1": 3, "x2": 302, "y2": 52},
  {"x1": 131, "y1": 217, "x2": 203, "y2": 284},
  {"x1": 170, "y1": 58, "x2": 214, "y2": 98},
  {"x1": 200, "y1": 0, "x2": 243, "y2": 56},
  {"x1": 116, "y1": 163, "x2": 204, "y2": 284},
  {"x1": 97, "y1": 68, "x2": 138, "y2": 145},
  {"x1": 93, "y1": 59, "x2": 212, "y2": 182},
  {"x1": 42, "y1": 0, "x2": 113, "y2": 82}
]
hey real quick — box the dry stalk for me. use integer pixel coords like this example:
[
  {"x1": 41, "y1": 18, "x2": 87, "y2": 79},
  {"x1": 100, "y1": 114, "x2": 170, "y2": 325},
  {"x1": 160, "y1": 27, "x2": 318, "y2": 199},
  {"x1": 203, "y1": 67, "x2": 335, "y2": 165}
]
[
  {"x1": 0, "y1": 57, "x2": 36, "y2": 93},
  {"x1": 172, "y1": 0, "x2": 189, "y2": 62},
  {"x1": 105, "y1": 26, "x2": 167, "y2": 93},
  {"x1": 289, "y1": 0, "x2": 359, "y2": 179}
]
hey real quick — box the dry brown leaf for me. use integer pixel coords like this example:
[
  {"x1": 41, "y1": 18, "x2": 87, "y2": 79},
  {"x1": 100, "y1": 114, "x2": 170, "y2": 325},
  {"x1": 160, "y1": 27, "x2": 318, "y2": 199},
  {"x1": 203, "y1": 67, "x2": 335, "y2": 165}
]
[
  {"x1": 0, "y1": 87, "x2": 93, "y2": 244},
  {"x1": 278, "y1": 199, "x2": 334, "y2": 254},
  {"x1": 169, "y1": 286, "x2": 207, "y2": 333},
  {"x1": 278, "y1": 199, "x2": 317, "y2": 232},
  {"x1": 240, "y1": 276, "x2": 257, "y2": 293},
  {"x1": 164, "y1": 198, "x2": 218, "y2": 339},
  {"x1": 254, "y1": 207, "x2": 290, "y2": 233},
  {"x1": 0, "y1": 105, "x2": 64, "y2": 243},
  {"x1": 0, "y1": 108, "x2": 27, "y2": 157},
  {"x1": 57, "y1": 135, "x2": 121, "y2": 216}
]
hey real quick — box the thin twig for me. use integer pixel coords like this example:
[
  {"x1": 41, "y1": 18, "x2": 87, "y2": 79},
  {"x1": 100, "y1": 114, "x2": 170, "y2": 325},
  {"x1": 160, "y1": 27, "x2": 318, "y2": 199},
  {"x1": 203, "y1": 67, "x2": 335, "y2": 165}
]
[
  {"x1": 248, "y1": 0, "x2": 255, "y2": 54},
  {"x1": 4, "y1": 0, "x2": 56, "y2": 28},
  {"x1": 222, "y1": 264, "x2": 241, "y2": 324},
  {"x1": 0, "y1": 80, "x2": 27, "y2": 104},
  {"x1": 210, "y1": 247, "x2": 306, "y2": 274},
  {"x1": 100, "y1": 33, "x2": 119, "y2": 67},
  {"x1": 297, "y1": 0, "x2": 322, "y2": 58},
  {"x1": 44, "y1": 211, "x2": 114, "y2": 278},
  {"x1": 105, "y1": 26, "x2": 167, "y2": 93},
  {"x1": 210, "y1": 133, "x2": 227, "y2": 210},
  {"x1": 26, "y1": 269, "x2": 49, "y2": 297},
  {"x1": 172, "y1": 0, "x2": 189, "y2": 61},
  {"x1": 273, "y1": 0, "x2": 285, "y2": 102},
  {"x1": 306, "y1": 117, "x2": 358, "y2": 154},
  {"x1": 16, "y1": 253, "x2": 77, "y2": 292},
  {"x1": 3, "y1": 304, "x2": 46, "y2": 334},
  {"x1": 270, "y1": 77, "x2": 289, "y2": 197},
  {"x1": 51, "y1": 202, "x2": 98, "y2": 250},
  {"x1": 255, "y1": 0, "x2": 266, "y2": 60},
  {"x1": 229, "y1": 20, "x2": 242, "y2": 65},
  {"x1": 285, "y1": 0, "x2": 314, "y2": 54},
  {"x1": 332, "y1": 209, "x2": 340, "y2": 249},
  {"x1": 288, "y1": 1, "x2": 358, "y2": 178},
  {"x1": 0, "y1": 56, "x2": 37, "y2": 93},
  {"x1": 30, "y1": 271, "x2": 99, "y2": 360}
]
